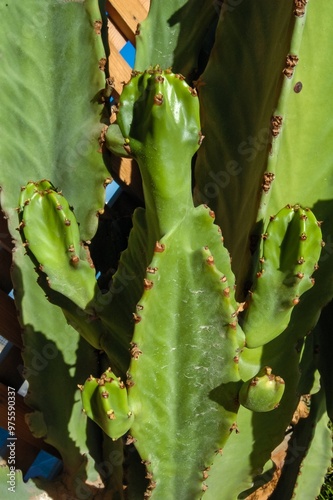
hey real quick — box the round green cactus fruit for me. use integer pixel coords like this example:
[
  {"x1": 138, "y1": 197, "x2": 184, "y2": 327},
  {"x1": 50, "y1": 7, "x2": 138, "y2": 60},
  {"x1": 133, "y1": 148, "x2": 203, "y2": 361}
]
[
  {"x1": 79, "y1": 368, "x2": 134, "y2": 440},
  {"x1": 239, "y1": 366, "x2": 285, "y2": 412}
]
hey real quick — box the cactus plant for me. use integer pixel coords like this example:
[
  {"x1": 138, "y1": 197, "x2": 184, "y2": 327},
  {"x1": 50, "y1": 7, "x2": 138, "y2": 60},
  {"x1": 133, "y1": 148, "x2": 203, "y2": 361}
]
[{"x1": 0, "y1": 0, "x2": 333, "y2": 499}]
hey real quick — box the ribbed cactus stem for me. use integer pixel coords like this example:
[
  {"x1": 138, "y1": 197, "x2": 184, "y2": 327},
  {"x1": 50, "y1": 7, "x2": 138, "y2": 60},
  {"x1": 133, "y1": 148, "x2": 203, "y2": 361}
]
[
  {"x1": 136, "y1": 155, "x2": 194, "y2": 239},
  {"x1": 110, "y1": 67, "x2": 201, "y2": 238}
]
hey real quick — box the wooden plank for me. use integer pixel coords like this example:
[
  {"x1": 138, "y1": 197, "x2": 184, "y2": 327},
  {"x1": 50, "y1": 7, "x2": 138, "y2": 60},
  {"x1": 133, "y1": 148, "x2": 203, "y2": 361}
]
[
  {"x1": 109, "y1": 156, "x2": 144, "y2": 201},
  {"x1": 108, "y1": 17, "x2": 128, "y2": 53},
  {"x1": 108, "y1": 36, "x2": 132, "y2": 96},
  {"x1": 106, "y1": 0, "x2": 148, "y2": 45},
  {"x1": 0, "y1": 383, "x2": 61, "y2": 458},
  {"x1": 139, "y1": 0, "x2": 150, "y2": 12},
  {"x1": 0, "y1": 290, "x2": 22, "y2": 349}
]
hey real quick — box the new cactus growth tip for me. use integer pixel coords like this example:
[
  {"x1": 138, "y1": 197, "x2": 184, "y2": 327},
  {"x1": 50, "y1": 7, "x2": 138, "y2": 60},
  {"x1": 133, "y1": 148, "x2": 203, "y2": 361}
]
[
  {"x1": 79, "y1": 368, "x2": 134, "y2": 440},
  {"x1": 242, "y1": 204, "x2": 323, "y2": 348},
  {"x1": 18, "y1": 180, "x2": 97, "y2": 311}
]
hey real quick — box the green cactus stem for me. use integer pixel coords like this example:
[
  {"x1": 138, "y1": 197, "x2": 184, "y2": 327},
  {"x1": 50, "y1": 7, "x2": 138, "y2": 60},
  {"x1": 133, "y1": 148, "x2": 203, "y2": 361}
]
[
  {"x1": 241, "y1": 205, "x2": 322, "y2": 348},
  {"x1": 133, "y1": 0, "x2": 218, "y2": 79},
  {"x1": 18, "y1": 180, "x2": 97, "y2": 311},
  {"x1": 238, "y1": 366, "x2": 285, "y2": 412},
  {"x1": 106, "y1": 68, "x2": 247, "y2": 498},
  {"x1": 80, "y1": 368, "x2": 134, "y2": 441},
  {"x1": 107, "y1": 67, "x2": 201, "y2": 239}
]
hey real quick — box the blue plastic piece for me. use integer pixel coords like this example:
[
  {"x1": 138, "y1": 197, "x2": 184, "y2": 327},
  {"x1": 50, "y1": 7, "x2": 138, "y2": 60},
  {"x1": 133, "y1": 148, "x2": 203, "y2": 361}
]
[
  {"x1": 106, "y1": 180, "x2": 122, "y2": 206},
  {"x1": 23, "y1": 450, "x2": 62, "y2": 482},
  {"x1": 120, "y1": 40, "x2": 135, "y2": 68},
  {"x1": 0, "y1": 426, "x2": 9, "y2": 458}
]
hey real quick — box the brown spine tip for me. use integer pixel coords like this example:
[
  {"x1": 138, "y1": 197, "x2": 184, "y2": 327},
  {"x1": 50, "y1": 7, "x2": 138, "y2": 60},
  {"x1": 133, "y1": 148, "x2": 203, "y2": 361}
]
[
  {"x1": 101, "y1": 390, "x2": 109, "y2": 399},
  {"x1": 155, "y1": 75, "x2": 164, "y2": 83},
  {"x1": 126, "y1": 435, "x2": 136, "y2": 445},
  {"x1": 209, "y1": 210, "x2": 215, "y2": 219},
  {"x1": 154, "y1": 93, "x2": 164, "y2": 105},
  {"x1": 229, "y1": 422, "x2": 240, "y2": 433},
  {"x1": 70, "y1": 255, "x2": 80, "y2": 267},
  {"x1": 271, "y1": 115, "x2": 283, "y2": 137},
  {"x1": 144, "y1": 279, "x2": 154, "y2": 290},
  {"x1": 294, "y1": 0, "x2": 308, "y2": 17},
  {"x1": 99, "y1": 58, "x2": 107, "y2": 72},
  {"x1": 283, "y1": 54, "x2": 299, "y2": 78},
  {"x1": 107, "y1": 410, "x2": 116, "y2": 420},
  {"x1": 146, "y1": 266, "x2": 158, "y2": 274},
  {"x1": 198, "y1": 131, "x2": 205, "y2": 145},
  {"x1": 262, "y1": 172, "x2": 275, "y2": 193},
  {"x1": 133, "y1": 313, "x2": 142, "y2": 323},
  {"x1": 141, "y1": 460, "x2": 152, "y2": 466},
  {"x1": 130, "y1": 343, "x2": 142, "y2": 359},
  {"x1": 93, "y1": 20, "x2": 102, "y2": 35},
  {"x1": 154, "y1": 241, "x2": 165, "y2": 252},
  {"x1": 300, "y1": 233, "x2": 307, "y2": 241},
  {"x1": 206, "y1": 256, "x2": 214, "y2": 265}
]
